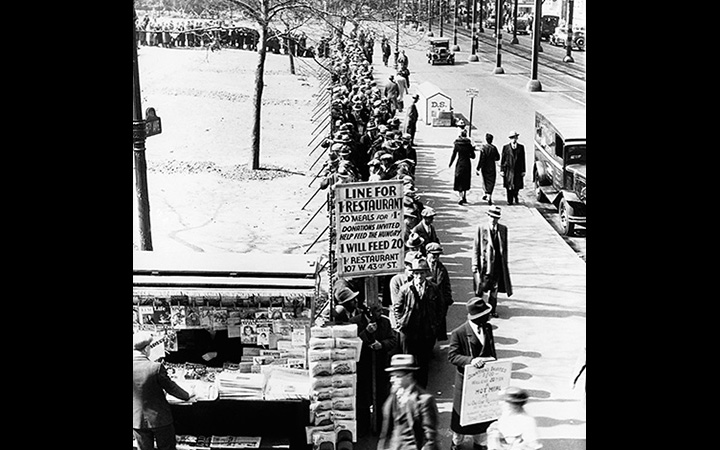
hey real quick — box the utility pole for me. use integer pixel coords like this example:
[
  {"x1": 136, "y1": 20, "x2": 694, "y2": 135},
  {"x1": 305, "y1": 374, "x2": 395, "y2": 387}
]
[
  {"x1": 394, "y1": 0, "x2": 401, "y2": 68},
  {"x1": 427, "y1": 0, "x2": 433, "y2": 36},
  {"x1": 563, "y1": 0, "x2": 575, "y2": 63},
  {"x1": 440, "y1": 0, "x2": 444, "y2": 37},
  {"x1": 493, "y1": 0, "x2": 503, "y2": 73},
  {"x1": 468, "y1": 0, "x2": 478, "y2": 61},
  {"x1": 510, "y1": 0, "x2": 519, "y2": 44},
  {"x1": 452, "y1": 0, "x2": 460, "y2": 50},
  {"x1": 526, "y1": 0, "x2": 542, "y2": 91},
  {"x1": 133, "y1": 6, "x2": 154, "y2": 251}
]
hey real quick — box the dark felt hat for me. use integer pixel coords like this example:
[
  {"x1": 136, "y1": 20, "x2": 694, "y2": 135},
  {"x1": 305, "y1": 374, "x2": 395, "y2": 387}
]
[{"x1": 467, "y1": 297, "x2": 491, "y2": 320}]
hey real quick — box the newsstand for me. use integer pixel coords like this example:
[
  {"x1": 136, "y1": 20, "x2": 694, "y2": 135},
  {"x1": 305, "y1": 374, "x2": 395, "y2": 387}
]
[{"x1": 132, "y1": 250, "x2": 325, "y2": 449}]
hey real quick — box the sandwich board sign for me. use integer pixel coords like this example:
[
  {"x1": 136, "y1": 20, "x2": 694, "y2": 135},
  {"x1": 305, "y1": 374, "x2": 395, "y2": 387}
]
[{"x1": 460, "y1": 360, "x2": 513, "y2": 426}]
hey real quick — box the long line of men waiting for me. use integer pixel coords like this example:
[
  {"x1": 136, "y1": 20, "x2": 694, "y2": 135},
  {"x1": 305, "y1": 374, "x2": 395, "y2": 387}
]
[{"x1": 134, "y1": 13, "x2": 317, "y2": 56}]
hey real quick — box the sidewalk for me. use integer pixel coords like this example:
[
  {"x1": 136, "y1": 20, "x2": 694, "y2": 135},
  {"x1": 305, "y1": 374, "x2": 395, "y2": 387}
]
[{"x1": 356, "y1": 61, "x2": 586, "y2": 450}]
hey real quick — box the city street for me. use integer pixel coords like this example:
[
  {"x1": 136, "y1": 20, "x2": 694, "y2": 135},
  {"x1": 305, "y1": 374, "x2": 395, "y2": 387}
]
[{"x1": 355, "y1": 22, "x2": 586, "y2": 450}]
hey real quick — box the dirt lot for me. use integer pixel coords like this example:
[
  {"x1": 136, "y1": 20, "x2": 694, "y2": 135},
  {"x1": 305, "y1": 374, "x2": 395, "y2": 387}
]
[{"x1": 132, "y1": 45, "x2": 332, "y2": 256}]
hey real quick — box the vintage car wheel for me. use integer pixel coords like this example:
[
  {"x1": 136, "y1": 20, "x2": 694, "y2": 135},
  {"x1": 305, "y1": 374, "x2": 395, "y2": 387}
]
[
  {"x1": 575, "y1": 37, "x2": 585, "y2": 50},
  {"x1": 534, "y1": 178, "x2": 548, "y2": 203},
  {"x1": 560, "y1": 198, "x2": 575, "y2": 236}
]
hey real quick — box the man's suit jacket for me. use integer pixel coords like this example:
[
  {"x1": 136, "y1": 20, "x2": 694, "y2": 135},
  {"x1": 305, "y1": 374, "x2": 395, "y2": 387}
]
[
  {"x1": 378, "y1": 383, "x2": 440, "y2": 450},
  {"x1": 394, "y1": 280, "x2": 443, "y2": 339},
  {"x1": 428, "y1": 259, "x2": 453, "y2": 340},
  {"x1": 471, "y1": 223, "x2": 513, "y2": 296},
  {"x1": 411, "y1": 221, "x2": 439, "y2": 248},
  {"x1": 133, "y1": 352, "x2": 190, "y2": 429}
]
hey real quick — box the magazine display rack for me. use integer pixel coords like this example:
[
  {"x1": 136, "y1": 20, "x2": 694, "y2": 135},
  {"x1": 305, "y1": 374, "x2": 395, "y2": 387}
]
[{"x1": 133, "y1": 251, "x2": 324, "y2": 449}]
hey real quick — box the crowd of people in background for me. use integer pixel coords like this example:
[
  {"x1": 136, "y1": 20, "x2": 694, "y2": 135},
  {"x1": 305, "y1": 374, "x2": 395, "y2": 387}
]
[{"x1": 134, "y1": 12, "x2": 314, "y2": 56}]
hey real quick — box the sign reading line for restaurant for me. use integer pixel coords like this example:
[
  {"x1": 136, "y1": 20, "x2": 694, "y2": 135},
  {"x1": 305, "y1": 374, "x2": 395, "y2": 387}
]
[{"x1": 334, "y1": 180, "x2": 405, "y2": 278}]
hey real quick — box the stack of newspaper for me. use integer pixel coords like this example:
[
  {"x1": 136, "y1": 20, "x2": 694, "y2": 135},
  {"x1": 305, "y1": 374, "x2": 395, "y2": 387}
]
[{"x1": 216, "y1": 371, "x2": 266, "y2": 400}]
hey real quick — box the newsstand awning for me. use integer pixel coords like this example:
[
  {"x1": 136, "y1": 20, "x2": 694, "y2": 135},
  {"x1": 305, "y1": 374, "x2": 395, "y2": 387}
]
[{"x1": 133, "y1": 251, "x2": 321, "y2": 298}]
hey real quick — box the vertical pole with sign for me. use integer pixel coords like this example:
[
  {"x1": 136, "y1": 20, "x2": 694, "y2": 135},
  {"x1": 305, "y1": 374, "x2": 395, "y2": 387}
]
[{"x1": 465, "y1": 88, "x2": 478, "y2": 137}]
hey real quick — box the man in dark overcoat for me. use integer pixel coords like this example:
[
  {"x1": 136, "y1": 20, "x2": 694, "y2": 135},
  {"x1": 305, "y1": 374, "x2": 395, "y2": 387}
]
[
  {"x1": 500, "y1": 131, "x2": 526, "y2": 205},
  {"x1": 350, "y1": 303, "x2": 398, "y2": 434},
  {"x1": 447, "y1": 297, "x2": 497, "y2": 450},
  {"x1": 394, "y1": 258, "x2": 443, "y2": 389},
  {"x1": 426, "y1": 243, "x2": 453, "y2": 342},
  {"x1": 471, "y1": 206, "x2": 513, "y2": 317}
]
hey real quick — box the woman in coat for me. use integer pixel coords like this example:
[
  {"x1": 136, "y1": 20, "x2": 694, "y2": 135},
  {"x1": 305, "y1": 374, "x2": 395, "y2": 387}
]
[
  {"x1": 449, "y1": 129, "x2": 476, "y2": 205},
  {"x1": 476, "y1": 133, "x2": 501, "y2": 206}
]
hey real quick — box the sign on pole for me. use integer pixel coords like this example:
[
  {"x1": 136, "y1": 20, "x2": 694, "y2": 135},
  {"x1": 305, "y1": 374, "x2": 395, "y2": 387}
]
[
  {"x1": 459, "y1": 360, "x2": 513, "y2": 427},
  {"x1": 334, "y1": 180, "x2": 405, "y2": 279}
]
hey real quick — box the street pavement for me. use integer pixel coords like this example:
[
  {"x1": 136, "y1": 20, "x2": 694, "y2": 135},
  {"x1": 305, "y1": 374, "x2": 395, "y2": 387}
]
[{"x1": 353, "y1": 34, "x2": 586, "y2": 450}]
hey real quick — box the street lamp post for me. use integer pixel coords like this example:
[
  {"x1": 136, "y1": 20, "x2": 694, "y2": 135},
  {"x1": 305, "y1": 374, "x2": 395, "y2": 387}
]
[
  {"x1": 493, "y1": 0, "x2": 503, "y2": 73},
  {"x1": 478, "y1": 0, "x2": 484, "y2": 32},
  {"x1": 133, "y1": 7, "x2": 154, "y2": 251},
  {"x1": 427, "y1": 0, "x2": 433, "y2": 36},
  {"x1": 394, "y1": 0, "x2": 401, "y2": 68},
  {"x1": 452, "y1": 0, "x2": 460, "y2": 50},
  {"x1": 440, "y1": 0, "x2": 444, "y2": 37},
  {"x1": 526, "y1": 0, "x2": 542, "y2": 91},
  {"x1": 510, "y1": 0, "x2": 519, "y2": 44},
  {"x1": 563, "y1": 0, "x2": 575, "y2": 63},
  {"x1": 468, "y1": 0, "x2": 478, "y2": 61}
]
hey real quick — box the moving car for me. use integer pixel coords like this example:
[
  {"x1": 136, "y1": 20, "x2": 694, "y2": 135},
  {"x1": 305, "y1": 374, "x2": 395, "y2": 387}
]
[
  {"x1": 426, "y1": 37, "x2": 455, "y2": 65},
  {"x1": 533, "y1": 110, "x2": 586, "y2": 236},
  {"x1": 549, "y1": 25, "x2": 585, "y2": 51}
]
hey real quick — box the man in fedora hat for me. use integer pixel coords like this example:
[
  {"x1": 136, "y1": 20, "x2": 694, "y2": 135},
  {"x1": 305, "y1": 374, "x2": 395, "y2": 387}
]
[
  {"x1": 377, "y1": 354, "x2": 440, "y2": 450},
  {"x1": 425, "y1": 242, "x2": 453, "y2": 342},
  {"x1": 384, "y1": 75, "x2": 400, "y2": 116},
  {"x1": 412, "y1": 206, "x2": 440, "y2": 248},
  {"x1": 334, "y1": 286, "x2": 360, "y2": 323},
  {"x1": 405, "y1": 231, "x2": 426, "y2": 256},
  {"x1": 472, "y1": 205, "x2": 513, "y2": 318},
  {"x1": 394, "y1": 258, "x2": 443, "y2": 388},
  {"x1": 500, "y1": 131, "x2": 526, "y2": 205},
  {"x1": 447, "y1": 297, "x2": 498, "y2": 450},
  {"x1": 133, "y1": 331, "x2": 196, "y2": 450},
  {"x1": 406, "y1": 94, "x2": 420, "y2": 145}
]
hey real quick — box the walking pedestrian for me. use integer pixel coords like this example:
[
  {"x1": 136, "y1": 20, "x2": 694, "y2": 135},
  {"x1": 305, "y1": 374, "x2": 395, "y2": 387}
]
[
  {"x1": 500, "y1": 131, "x2": 526, "y2": 205},
  {"x1": 395, "y1": 70, "x2": 408, "y2": 112},
  {"x1": 406, "y1": 94, "x2": 420, "y2": 145},
  {"x1": 486, "y1": 387, "x2": 542, "y2": 450},
  {"x1": 450, "y1": 129, "x2": 477, "y2": 205},
  {"x1": 448, "y1": 297, "x2": 498, "y2": 450},
  {"x1": 381, "y1": 38, "x2": 392, "y2": 66},
  {"x1": 397, "y1": 49, "x2": 409, "y2": 69},
  {"x1": 476, "y1": 133, "x2": 501, "y2": 205},
  {"x1": 377, "y1": 354, "x2": 441, "y2": 450},
  {"x1": 394, "y1": 258, "x2": 442, "y2": 389},
  {"x1": 471, "y1": 206, "x2": 513, "y2": 317},
  {"x1": 384, "y1": 75, "x2": 400, "y2": 116},
  {"x1": 426, "y1": 242, "x2": 453, "y2": 342},
  {"x1": 133, "y1": 331, "x2": 196, "y2": 450}
]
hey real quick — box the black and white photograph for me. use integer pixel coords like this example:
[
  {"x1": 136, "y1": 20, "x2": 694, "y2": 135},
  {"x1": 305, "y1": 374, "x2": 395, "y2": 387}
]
[{"x1": 132, "y1": 0, "x2": 586, "y2": 449}]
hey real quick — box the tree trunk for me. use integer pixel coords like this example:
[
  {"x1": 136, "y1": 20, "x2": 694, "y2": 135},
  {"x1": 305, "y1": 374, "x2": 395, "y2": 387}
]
[
  {"x1": 288, "y1": 51, "x2": 296, "y2": 75},
  {"x1": 251, "y1": 24, "x2": 267, "y2": 170}
]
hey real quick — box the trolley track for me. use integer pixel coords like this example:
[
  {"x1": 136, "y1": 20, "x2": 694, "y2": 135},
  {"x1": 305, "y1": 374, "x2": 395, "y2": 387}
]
[{"x1": 454, "y1": 26, "x2": 586, "y2": 82}]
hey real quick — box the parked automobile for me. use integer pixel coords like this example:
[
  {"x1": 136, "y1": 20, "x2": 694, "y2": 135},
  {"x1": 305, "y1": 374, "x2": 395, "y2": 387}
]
[
  {"x1": 549, "y1": 25, "x2": 585, "y2": 51},
  {"x1": 533, "y1": 110, "x2": 586, "y2": 236},
  {"x1": 540, "y1": 15, "x2": 559, "y2": 40},
  {"x1": 426, "y1": 37, "x2": 455, "y2": 65},
  {"x1": 504, "y1": 15, "x2": 531, "y2": 35}
]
